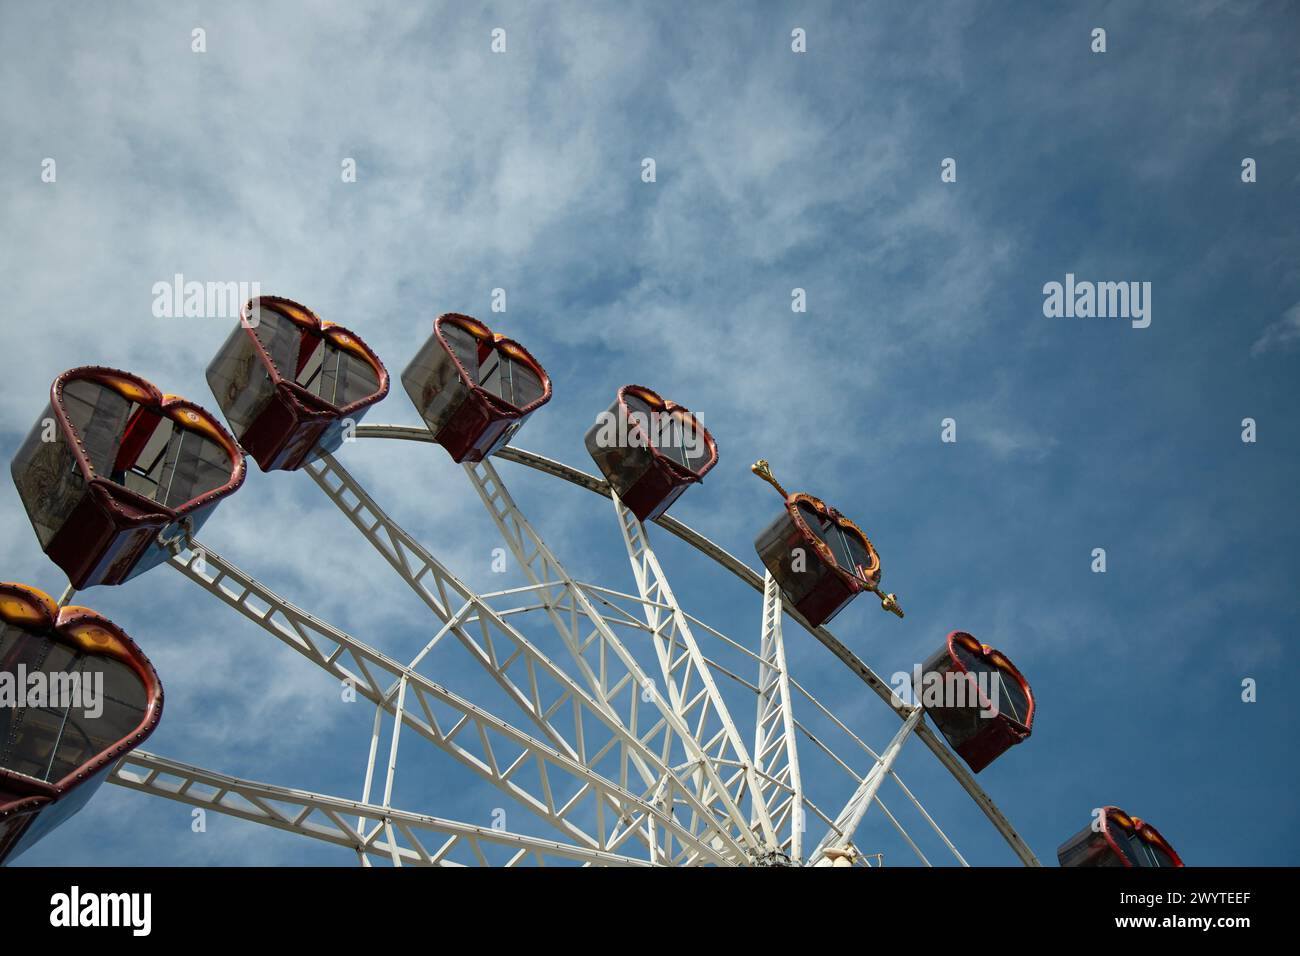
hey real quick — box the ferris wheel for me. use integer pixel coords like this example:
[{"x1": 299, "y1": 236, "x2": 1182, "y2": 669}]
[{"x1": 3, "y1": 296, "x2": 1183, "y2": 869}]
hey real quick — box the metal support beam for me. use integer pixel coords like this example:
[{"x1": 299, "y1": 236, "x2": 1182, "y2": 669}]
[
  {"x1": 463, "y1": 458, "x2": 763, "y2": 856},
  {"x1": 165, "y1": 539, "x2": 730, "y2": 865},
  {"x1": 753, "y1": 570, "x2": 805, "y2": 860},
  {"x1": 300, "y1": 451, "x2": 748, "y2": 863},
  {"x1": 110, "y1": 750, "x2": 651, "y2": 867},
  {"x1": 810, "y1": 704, "x2": 925, "y2": 865},
  {"x1": 611, "y1": 491, "x2": 778, "y2": 848}
]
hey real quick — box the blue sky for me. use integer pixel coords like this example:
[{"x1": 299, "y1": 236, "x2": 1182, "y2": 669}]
[{"x1": 1, "y1": 0, "x2": 1297, "y2": 865}]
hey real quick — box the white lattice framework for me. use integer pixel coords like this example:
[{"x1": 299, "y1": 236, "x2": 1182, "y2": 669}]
[{"x1": 103, "y1": 424, "x2": 1040, "y2": 867}]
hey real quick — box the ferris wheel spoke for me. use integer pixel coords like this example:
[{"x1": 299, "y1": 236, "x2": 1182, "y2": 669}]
[
  {"x1": 162, "y1": 539, "x2": 732, "y2": 864},
  {"x1": 796, "y1": 727, "x2": 929, "y2": 865},
  {"x1": 575, "y1": 537, "x2": 901, "y2": 865},
  {"x1": 741, "y1": 711, "x2": 925, "y2": 865},
  {"x1": 299, "y1": 452, "x2": 749, "y2": 864},
  {"x1": 753, "y1": 570, "x2": 805, "y2": 860},
  {"x1": 303, "y1": 451, "x2": 640, "y2": 766},
  {"x1": 463, "y1": 458, "x2": 765, "y2": 857},
  {"x1": 787, "y1": 683, "x2": 969, "y2": 866},
  {"x1": 808, "y1": 703, "x2": 925, "y2": 866},
  {"x1": 109, "y1": 751, "x2": 651, "y2": 867},
  {"x1": 610, "y1": 491, "x2": 778, "y2": 848}
]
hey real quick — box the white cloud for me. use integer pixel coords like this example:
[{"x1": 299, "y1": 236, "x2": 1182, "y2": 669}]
[{"x1": 1251, "y1": 301, "x2": 1300, "y2": 356}]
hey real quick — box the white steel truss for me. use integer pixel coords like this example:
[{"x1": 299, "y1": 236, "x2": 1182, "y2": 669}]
[
  {"x1": 373, "y1": 433, "x2": 1040, "y2": 867},
  {"x1": 162, "y1": 538, "x2": 731, "y2": 865},
  {"x1": 299, "y1": 451, "x2": 749, "y2": 862},
  {"x1": 109, "y1": 751, "x2": 650, "y2": 867},
  {"x1": 340, "y1": 427, "x2": 1038, "y2": 866},
  {"x1": 462, "y1": 457, "x2": 766, "y2": 857},
  {"x1": 753, "y1": 569, "x2": 805, "y2": 860},
  {"x1": 610, "y1": 490, "x2": 778, "y2": 846},
  {"x1": 808, "y1": 703, "x2": 925, "y2": 865}
]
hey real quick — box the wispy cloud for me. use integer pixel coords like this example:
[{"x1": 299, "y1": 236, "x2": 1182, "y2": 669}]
[{"x1": 1251, "y1": 301, "x2": 1300, "y2": 356}]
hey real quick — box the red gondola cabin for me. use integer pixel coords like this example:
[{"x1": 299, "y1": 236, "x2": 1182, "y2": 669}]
[
  {"x1": 10, "y1": 368, "x2": 245, "y2": 589},
  {"x1": 585, "y1": 385, "x2": 717, "y2": 522},
  {"x1": 0, "y1": 582, "x2": 163, "y2": 865},
  {"x1": 1057, "y1": 806, "x2": 1184, "y2": 867},
  {"x1": 207, "y1": 296, "x2": 389, "y2": 471},
  {"x1": 402, "y1": 313, "x2": 551, "y2": 463},
  {"x1": 751, "y1": 460, "x2": 902, "y2": 628},
  {"x1": 915, "y1": 631, "x2": 1034, "y2": 773}
]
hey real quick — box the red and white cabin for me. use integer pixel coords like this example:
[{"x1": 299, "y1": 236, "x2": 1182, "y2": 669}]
[
  {"x1": 10, "y1": 367, "x2": 245, "y2": 589},
  {"x1": 402, "y1": 313, "x2": 551, "y2": 463},
  {"x1": 207, "y1": 296, "x2": 389, "y2": 471},
  {"x1": 584, "y1": 385, "x2": 717, "y2": 522},
  {"x1": 0, "y1": 582, "x2": 163, "y2": 864}
]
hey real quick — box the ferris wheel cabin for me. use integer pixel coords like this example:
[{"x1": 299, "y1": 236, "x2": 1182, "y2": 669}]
[
  {"x1": 915, "y1": 631, "x2": 1034, "y2": 773},
  {"x1": 584, "y1": 385, "x2": 717, "y2": 522},
  {"x1": 402, "y1": 313, "x2": 551, "y2": 463},
  {"x1": 9, "y1": 368, "x2": 245, "y2": 589},
  {"x1": 1057, "y1": 806, "x2": 1184, "y2": 867},
  {"x1": 0, "y1": 582, "x2": 163, "y2": 865},
  {"x1": 207, "y1": 296, "x2": 389, "y2": 471},
  {"x1": 751, "y1": 461, "x2": 901, "y2": 628}
]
